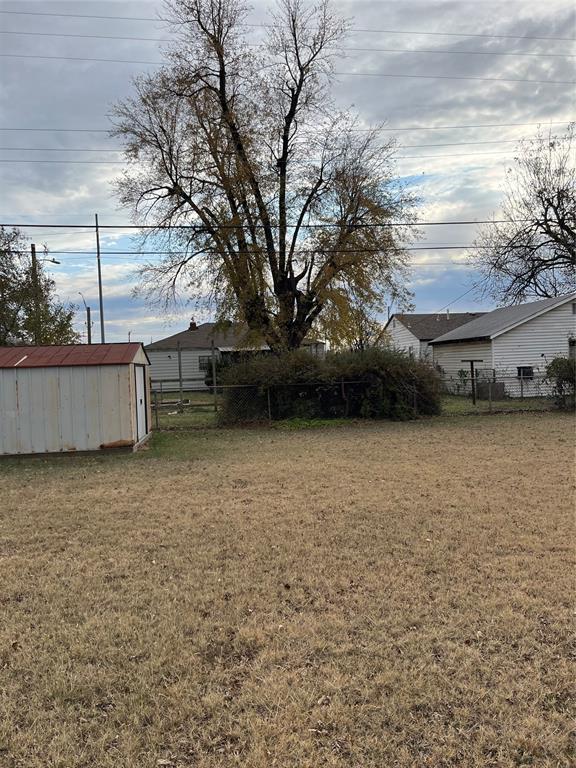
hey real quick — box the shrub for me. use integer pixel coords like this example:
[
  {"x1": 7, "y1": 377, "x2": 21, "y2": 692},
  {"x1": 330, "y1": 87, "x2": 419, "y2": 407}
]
[
  {"x1": 545, "y1": 356, "x2": 576, "y2": 409},
  {"x1": 218, "y1": 348, "x2": 441, "y2": 424}
]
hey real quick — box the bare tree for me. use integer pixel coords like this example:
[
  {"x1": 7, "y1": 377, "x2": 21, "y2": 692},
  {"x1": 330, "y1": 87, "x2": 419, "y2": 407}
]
[
  {"x1": 472, "y1": 124, "x2": 575, "y2": 304},
  {"x1": 112, "y1": 0, "x2": 417, "y2": 351}
]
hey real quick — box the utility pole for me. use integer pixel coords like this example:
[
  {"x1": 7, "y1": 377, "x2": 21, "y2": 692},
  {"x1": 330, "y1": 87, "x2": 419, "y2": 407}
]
[
  {"x1": 78, "y1": 293, "x2": 92, "y2": 344},
  {"x1": 95, "y1": 213, "x2": 105, "y2": 343},
  {"x1": 30, "y1": 243, "x2": 40, "y2": 345}
]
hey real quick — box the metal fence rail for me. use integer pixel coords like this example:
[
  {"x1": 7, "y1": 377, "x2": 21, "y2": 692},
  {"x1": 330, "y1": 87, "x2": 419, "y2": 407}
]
[
  {"x1": 149, "y1": 373, "x2": 562, "y2": 429},
  {"x1": 439, "y1": 373, "x2": 559, "y2": 414}
]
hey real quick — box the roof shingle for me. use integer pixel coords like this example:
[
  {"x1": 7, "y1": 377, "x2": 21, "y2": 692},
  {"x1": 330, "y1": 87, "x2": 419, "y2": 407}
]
[
  {"x1": 431, "y1": 294, "x2": 576, "y2": 344},
  {"x1": 390, "y1": 312, "x2": 486, "y2": 341}
]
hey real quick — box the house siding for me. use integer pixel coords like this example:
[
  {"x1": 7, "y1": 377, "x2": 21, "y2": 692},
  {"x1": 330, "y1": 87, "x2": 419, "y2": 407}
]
[
  {"x1": 491, "y1": 301, "x2": 576, "y2": 396},
  {"x1": 432, "y1": 341, "x2": 493, "y2": 391},
  {"x1": 147, "y1": 348, "x2": 216, "y2": 391},
  {"x1": 419, "y1": 340, "x2": 433, "y2": 361},
  {"x1": 388, "y1": 320, "x2": 420, "y2": 358},
  {"x1": 492, "y1": 301, "x2": 575, "y2": 374}
]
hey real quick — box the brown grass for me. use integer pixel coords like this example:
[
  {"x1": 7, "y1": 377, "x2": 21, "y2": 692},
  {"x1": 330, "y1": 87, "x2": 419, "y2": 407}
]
[{"x1": 0, "y1": 412, "x2": 574, "y2": 767}]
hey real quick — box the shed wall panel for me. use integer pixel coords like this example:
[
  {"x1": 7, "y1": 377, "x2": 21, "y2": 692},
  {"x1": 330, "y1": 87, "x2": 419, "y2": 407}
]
[{"x1": 0, "y1": 364, "x2": 137, "y2": 454}]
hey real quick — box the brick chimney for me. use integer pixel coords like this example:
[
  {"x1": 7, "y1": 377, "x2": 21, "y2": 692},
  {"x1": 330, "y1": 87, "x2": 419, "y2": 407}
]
[{"x1": 189, "y1": 318, "x2": 197, "y2": 330}]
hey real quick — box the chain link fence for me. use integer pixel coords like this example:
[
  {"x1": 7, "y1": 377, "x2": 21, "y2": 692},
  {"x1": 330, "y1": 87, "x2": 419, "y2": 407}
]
[
  {"x1": 439, "y1": 373, "x2": 557, "y2": 415},
  {"x1": 150, "y1": 373, "x2": 560, "y2": 429},
  {"x1": 151, "y1": 377, "x2": 436, "y2": 428}
]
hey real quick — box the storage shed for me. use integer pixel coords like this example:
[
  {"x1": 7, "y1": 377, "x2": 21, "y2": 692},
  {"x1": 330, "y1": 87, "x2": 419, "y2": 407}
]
[{"x1": 0, "y1": 343, "x2": 151, "y2": 456}]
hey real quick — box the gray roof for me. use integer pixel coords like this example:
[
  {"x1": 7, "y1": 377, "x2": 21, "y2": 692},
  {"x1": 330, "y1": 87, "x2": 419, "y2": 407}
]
[
  {"x1": 145, "y1": 322, "x2": 322, "y2": 351},
  {"x1": 388, "y1": 312, "x2": 486, "y2": 340},
  {"x1": 431, "y1": 293, "x2": 576, "y2": 345}
]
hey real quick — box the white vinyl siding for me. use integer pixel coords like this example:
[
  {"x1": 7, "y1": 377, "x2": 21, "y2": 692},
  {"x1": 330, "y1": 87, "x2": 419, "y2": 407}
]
[
  {"x1": 419, "y1": 340, "x2": 433, "y2": 361},
  {"x1": 388, "y1": 319, "x2": 420, "y2": 357},
  {"x1": 492, "y1": 301, "x2": 576, "y2": 375},
  {"x1": 146, "y1": 349, "x2": 217, "y2": 391},
  {"x1": 432, "y1": 341, "x2": 493, "y2": 380}
]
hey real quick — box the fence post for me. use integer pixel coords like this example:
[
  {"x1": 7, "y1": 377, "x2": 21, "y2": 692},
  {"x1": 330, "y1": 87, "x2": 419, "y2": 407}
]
[
  {"x1": 211, "y1": 341, "x2": 218, "y2": 413},
  {"x1": 413, "y1": 385, "x2": 418, "y2": 414},
  {"x1": 488, "y1": 379, "x2": 492, "y2": 413},
  {"x1": 267, "y1": 386, "x2": 272, "y2": 421},
  {"x1": 520, "y1": 369, "x2": 524, "y2": 399},
  {"x1": 154, "y1": 390, "x2": 160, "y2": 430}
]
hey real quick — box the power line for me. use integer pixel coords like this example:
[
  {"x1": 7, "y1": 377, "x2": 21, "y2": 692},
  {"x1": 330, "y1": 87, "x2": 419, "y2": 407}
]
[
  {"x1": 0, "y1": 219, "x2": 523, "y2": 230},
  {"x1": 1, "y1": 31, "x2": 572, "y2": 58},
  {"x1": 0, "y1": 53, "x2": 161, "y2": 65},
  {"x1": 2, "y1": 52, "x2": 573, "y2": 84},
  {"x1": 0, "y1": 150, "x2": 518, "y2": 163},
  {"x1": 0, "y1": 9, "x2": 573, "y2": 41},
  {"x1": 0, "y1": 120, "x2": 568, "y2": 133},
  {"x1": 436, "y1": 281, "x2": 484, "y2": 311},
  {"x1": 41, "y1": 247, "x2": 481, "y2": 255},
  {"x1": 0, "y1": 159, "x2": 124, "y2": 164},
  {"x1": 0, "y1": 138, "x2": 559, "y2": 152},
  {"x1": 333, "y1": 71, "x2": 575, "y2": 85}
]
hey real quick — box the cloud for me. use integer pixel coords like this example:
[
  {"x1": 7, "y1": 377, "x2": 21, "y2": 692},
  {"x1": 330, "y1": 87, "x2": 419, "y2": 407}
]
[{"x1": 1, "y1": 0, "x2": 573, "y2": 339}]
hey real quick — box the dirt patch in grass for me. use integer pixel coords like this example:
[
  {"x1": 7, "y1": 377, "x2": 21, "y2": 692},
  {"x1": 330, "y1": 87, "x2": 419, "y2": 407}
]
[{"x1": 0, "y1": 412, "x2": 574, "y2": 767}]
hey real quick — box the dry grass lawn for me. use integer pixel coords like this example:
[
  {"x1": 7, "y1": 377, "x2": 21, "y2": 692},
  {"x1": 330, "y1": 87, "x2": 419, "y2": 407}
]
[{"x1": 0, "y1": 412, "x2": 574, "y2": 767}]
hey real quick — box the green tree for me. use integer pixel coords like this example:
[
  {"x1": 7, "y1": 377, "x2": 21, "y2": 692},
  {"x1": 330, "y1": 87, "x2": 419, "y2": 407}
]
[
  {"x1": 0, "y1": 226, "x2": 79, "y2": 346},
  {"x1": 112, "y1": 0, "x2": 417, "y2": 352}
]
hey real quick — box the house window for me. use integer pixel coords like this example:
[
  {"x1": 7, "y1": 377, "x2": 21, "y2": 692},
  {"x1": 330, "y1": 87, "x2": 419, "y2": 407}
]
[
  {"x1": 392, "y1": 319, "x2": 396, "y2": 329},
  {"x1": 569, "y1": 339, "x2": 576, "y2": 360},
  {"x1": 199, "y1": 355, "x2": 211, "y2": 372},
  {"x1": 517, "y1": 366, "x2": 534, "y2": 380},
  {"x1": 408, "y1": 345, "x2": 414, "y2": 358},
  {"x1": 572, "y1": 302, "x2": 576, "y2": 314}
]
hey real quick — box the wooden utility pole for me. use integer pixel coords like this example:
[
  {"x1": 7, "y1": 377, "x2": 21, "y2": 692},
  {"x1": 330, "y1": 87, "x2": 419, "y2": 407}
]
[
  {"x1": 78, "y1": 292, "x2": 92, "y2": 344},
  {"x1": 95, "y1": 213, "x2": 105, "y2": 343},
  {"x1": 30, "y1": 243, "x2": 40, "y2": 345}
]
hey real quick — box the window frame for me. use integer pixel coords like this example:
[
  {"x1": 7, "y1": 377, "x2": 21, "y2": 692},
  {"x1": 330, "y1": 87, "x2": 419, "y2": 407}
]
[
  {"x1": 198, "y1": 355, "x2": 211, "y2": 372},
  {"x1": 517, "y1": 365, "x2": 534, "y2": 380}
]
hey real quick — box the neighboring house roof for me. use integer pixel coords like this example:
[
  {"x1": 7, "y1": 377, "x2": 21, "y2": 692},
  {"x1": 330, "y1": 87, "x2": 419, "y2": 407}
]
[
  {"x1": 431, "y1": 293, "x2": 576, "y2": 345},
  {"x1": 0, "y1": 343, "x2": 146, "y2": 369},
  {"x1": 386, "y1": 312, "x2": 486, "y2": 341},
  {"x1": 146, "y1": 322, "x2": 323, "y2": 351}
]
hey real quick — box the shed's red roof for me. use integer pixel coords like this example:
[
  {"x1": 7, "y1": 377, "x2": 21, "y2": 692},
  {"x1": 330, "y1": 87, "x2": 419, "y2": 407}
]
[{"x1": 0, "y1": 343, "x2": 145, "y2": 369}]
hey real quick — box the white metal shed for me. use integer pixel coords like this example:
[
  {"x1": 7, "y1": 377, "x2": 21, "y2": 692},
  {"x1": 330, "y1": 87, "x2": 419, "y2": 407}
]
[{"x1": 0, "y1": 343, "x2": 151, "y2": 456}]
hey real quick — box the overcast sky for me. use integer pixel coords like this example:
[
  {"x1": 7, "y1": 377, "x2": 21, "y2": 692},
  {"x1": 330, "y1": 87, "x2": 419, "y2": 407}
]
[{"x1": 0, "y1": 0, "x2": 574, "y2": 343}]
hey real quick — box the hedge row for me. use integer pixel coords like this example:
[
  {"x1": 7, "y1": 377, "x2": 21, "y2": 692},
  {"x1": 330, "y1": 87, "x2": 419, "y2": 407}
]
[{"x1": 217, "y1": 348, "x2": 441, "y2": 424}]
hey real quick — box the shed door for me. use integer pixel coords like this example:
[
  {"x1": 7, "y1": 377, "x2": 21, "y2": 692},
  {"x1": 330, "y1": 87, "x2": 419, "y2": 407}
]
[{"x1": 135, "y1": 365, "x2": 147, "y2": 441}]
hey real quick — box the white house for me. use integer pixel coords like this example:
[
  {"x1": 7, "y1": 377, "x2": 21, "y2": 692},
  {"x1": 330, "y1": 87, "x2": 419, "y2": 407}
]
[
  {"x1": 385, "y1": 311, "x2": 485, "y2": 361},
  {"x1": 146, "y1": 321, "x2": 326, "y2": 391},
  {"x1": 430, "y1": 293, "x2": 576, "y2": 396},
  {"x1": 0, "y1": 343, "x2": 151, "y2": 456}
]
